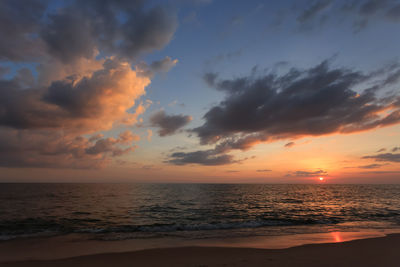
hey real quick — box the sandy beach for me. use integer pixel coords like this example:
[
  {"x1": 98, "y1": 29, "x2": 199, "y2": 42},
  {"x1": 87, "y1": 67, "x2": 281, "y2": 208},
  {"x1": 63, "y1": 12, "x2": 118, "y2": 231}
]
[{"x1": 0, "y1": 233, "x2": 399, "y2": 267}]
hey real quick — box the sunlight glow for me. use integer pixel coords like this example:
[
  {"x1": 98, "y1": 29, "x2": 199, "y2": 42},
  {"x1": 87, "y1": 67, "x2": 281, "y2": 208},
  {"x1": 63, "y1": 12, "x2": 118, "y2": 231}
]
[
  {"x1": 319, "y1": 177, "x2": 324, "y2": 181},
  {"x1": 331, "y1": 232, "x2": 342, "y2": 242}
]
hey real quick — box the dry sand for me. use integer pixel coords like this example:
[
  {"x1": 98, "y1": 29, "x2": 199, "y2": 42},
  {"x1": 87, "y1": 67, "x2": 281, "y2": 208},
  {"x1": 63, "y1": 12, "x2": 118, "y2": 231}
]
[{"x1": 0, "y1": 233, "x2": 399, "y2": 267}]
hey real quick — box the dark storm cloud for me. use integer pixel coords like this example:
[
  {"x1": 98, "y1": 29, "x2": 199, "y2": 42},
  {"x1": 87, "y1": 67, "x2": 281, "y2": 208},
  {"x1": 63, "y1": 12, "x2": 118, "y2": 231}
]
[
  {"x1": 167, "y1": 150, "x2": 236, "y2": 166},
  {"x1": 297, "y1": 0, "x2": 332, "y2": 23},
  {"x1": 150, "y1": 110, "x2": 192, "y2": 136},
  {"x1": 363, "y1": 153, "x2": 400, "y2": 162},
  {"x1": 194, "y1": 60, "x2": 400, "y2": 148}
]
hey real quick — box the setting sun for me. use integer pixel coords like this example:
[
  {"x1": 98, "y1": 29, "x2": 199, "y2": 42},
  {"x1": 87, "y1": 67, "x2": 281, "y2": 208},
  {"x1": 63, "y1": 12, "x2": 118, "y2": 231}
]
[{"x1": 319, "y1": 177, "x2": 324, "y2": 181}]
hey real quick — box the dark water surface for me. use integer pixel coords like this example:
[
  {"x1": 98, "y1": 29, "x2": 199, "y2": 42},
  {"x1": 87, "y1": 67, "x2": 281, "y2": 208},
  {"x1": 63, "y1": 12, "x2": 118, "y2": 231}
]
[{"x1": 1, "y1": 184, "x2": 400, "y2": 241}]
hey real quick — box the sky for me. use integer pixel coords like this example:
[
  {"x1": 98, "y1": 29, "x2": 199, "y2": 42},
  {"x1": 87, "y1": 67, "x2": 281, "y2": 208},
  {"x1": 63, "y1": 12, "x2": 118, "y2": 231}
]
[{"x1": 0, "y1": 0, "x2": 400, "y2": 183}]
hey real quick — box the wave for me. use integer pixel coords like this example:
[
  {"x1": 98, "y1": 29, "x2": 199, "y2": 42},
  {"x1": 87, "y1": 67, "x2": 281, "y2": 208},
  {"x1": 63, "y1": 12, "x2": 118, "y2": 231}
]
[
  {"x1": 0, "y1": 217, "x2": 341, "y2": 239},
  {"x1": 1, "y1": 212, "x2": 399, "y2": 241}
]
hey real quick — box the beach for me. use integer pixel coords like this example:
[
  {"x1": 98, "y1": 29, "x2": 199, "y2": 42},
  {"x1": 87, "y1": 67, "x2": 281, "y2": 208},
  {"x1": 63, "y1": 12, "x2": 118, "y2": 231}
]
[{"x1": 0, "y1": 233, "x2": 399, "y2": 267}]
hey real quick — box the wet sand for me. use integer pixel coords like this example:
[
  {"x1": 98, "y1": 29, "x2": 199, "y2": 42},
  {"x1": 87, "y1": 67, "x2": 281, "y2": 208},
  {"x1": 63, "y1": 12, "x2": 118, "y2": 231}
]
[{"x1": 0, "y1": 233, "x2": 399, "y2": 267}]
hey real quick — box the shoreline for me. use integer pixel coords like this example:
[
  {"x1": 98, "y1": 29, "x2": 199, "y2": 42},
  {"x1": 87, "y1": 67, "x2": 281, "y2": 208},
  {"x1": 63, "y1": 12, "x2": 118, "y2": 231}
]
[
  {"x1": 0, "y1": 233, "x2": 399, "y2": 267},
  {"x1": 1, "y1": 231, "x2": 399, "y2": 266}
]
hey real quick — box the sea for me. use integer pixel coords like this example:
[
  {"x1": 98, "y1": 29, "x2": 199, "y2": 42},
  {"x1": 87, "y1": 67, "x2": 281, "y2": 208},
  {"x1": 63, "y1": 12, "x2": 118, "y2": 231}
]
[{"x1": 1, "y1": 183, "x2": 400, "y2": 242}]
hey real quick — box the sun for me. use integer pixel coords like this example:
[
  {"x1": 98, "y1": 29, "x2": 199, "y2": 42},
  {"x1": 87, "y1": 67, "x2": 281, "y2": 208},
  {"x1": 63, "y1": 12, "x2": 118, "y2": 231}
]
[{"x1": 319, "y1": 177, "x2": 324, "y2": 181}]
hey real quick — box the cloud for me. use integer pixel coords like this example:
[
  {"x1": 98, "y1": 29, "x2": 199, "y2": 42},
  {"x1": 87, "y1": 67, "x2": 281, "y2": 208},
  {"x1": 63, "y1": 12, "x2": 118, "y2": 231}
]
[
  {"x1": 289, "y1": 169, "x2": 328, "y2": 177},
  {"x1": 167, "y1": 60, "x2": 400, "y2": 166},
  {"x1": 41, "y1": 1, "x2": 177, "y2": 63},
  {"x1": 285, "y1": 142, "x2": 295, "y2": 148},
  {"x1": 167, "y1": 150, "x2": 236, "y2": 166},
  {"x1": 89, "y1": 133, "x2": 104, "y2": 142},
  {"x1": 386, "y1": 4, "x2": 400, "y2": 21},
  {"x1": 363, "y1": 153, "x2": 400, "y2": 163},
  {"x1": 150, "y1": 57, "x2": 178, "y2": 73},
  {"x1": 203, "y1": 72, "x2": 219, "y2": 87},
  {"x1": 150, "y1": 110, "x2": 192, "y2": 136},
  {"x1": 0, "y1": 129, "x2": 138, "y2": 169},
  {"x1": 85, "y1": 131, "x2": 139, "y2": 157},
  {"x1": 353, "y1": 0, "x2": 400, "y2": 31},
  {"x1": 0, "y1": 0, "x2": 47, "y2": 62},
  {"x1": 0, "y1": 59, "x2": 149, "y2": 168},
  {"x1": 194, "y1": 60, "x2": 400, "y2": 150},
  {"x1": 137, "y1": 57, "x2": 178, "y2": 78},
  {"x1": 359, "y1": 0, "x2": 387, "y2": 16},
  {"x1": 147, "y1": 129, "x2": 153, "y2": 142},
  {"x1": 0, "y1": 1, "x2": 177, "y2": 169},
  {"x1": 1, "y1": 58, "x2": 149, "y2": 131},
  {"x1": 377, "y1": 148, "x2": 386, "y2": 152},
  {"x1": 357, "y1": 164, "x2": 384, "y2": 169},
  {"x1": 141, "y1": 164, "x2": 162, "y2": 171},
  {"x1": 360, "y1": 170, "x2": 400, "y2": 175},
  {"x1": 0, "y1": 1, "x2": 177, "y2": 63},
  {"x1": 294, "y1": 0, "x2": 400, "y2": 33},
  {"x1": 256, "y1": 169, "x2": 272, "y2": 172},
  {"x1": 297, "y1": 0, "x2": 332, "y2": 24}
]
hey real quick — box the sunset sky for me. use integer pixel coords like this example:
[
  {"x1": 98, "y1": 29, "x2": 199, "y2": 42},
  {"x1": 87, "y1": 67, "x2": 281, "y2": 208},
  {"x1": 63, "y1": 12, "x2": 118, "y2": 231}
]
[{"x1": 0, "y1": 0, "x2": 400, "y2": 183}]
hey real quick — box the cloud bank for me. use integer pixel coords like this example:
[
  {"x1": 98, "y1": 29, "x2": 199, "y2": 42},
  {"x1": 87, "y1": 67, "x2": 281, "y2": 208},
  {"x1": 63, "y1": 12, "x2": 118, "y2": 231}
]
[
  {"x1": 0, "y1": 0, "x2": 178, "y2": 168},
  {"x1": 169, "y1": 60, "x2": 400, "y2": 165}
]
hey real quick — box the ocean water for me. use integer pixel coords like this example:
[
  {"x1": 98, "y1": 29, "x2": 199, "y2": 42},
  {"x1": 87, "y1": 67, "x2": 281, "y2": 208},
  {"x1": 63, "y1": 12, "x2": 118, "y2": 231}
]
[{"x1": 1, "y1": 184, "x2": 400, "y2": 241}]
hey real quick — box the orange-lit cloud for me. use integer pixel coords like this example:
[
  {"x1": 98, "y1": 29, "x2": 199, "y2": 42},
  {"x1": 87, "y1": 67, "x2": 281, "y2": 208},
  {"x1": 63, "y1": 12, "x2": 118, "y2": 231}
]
[
  {"x1": 169, "y1": 61, "x2": 400, "y2": 166},
  {"x1": 1, "y1": 58, "x2": 149, "y2": 132},
  {"x1": 0, "y1": 59, "x2": 152, "y2": 168}
]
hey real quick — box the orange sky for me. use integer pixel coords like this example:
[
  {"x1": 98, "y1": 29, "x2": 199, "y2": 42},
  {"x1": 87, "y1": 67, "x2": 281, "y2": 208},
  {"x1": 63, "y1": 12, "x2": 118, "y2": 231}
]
[{"x1": 0, "y1": 1, "x2": 399, "y2": 183}]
